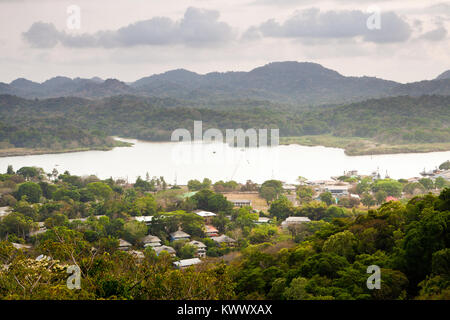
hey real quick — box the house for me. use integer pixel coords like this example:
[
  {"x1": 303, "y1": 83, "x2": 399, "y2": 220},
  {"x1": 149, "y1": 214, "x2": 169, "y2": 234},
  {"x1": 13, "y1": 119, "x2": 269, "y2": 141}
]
[
  {"x1": 154, "y1": 245, "x2": 176, "y2": 256},
  {"x1": 324, "y1": 185, "x2": 349, "y2": 197},
  {"x1": 194, "y1": 210, "x2": 216, "y2": 223},
  {"x1": 170, "y1": 230, "x2": 191, "y2": 241},
  {"x1": 210, "y1": 235, "x2": 237, "y2": 246},
  {"x1": 194, "y1": 210, "x2": 216, "y2": 218},
  {"x1": 134, "y1": 216, "x2": 153, "y2": 225},
  {"x1": 118, "y1": 239, "x2": 132, "y2": 251},
  {"x1": 142, "y1": 235, "x2": 162, "y2": 248},
  {"x1": 281, "y1": 217, "x2": 311, "y2": 229},
  {"x1": 385, "y1": 196, "x2": 399, "y2": 202},
  {"x1": 0, "y1": 206, "x2": 11, "y2": 220},
  {"x1": 189, "y1": 240, "x2": 207, "y2": 258},
  {"x1": 12, "y1": 243, "x2": 32, "y2": 250},
  {"x1": 283, "y1": 184, "x2": 297, "y2": 192},
  {"x1": 231, "y1": 200, "x2": 252, "y2": 208},
  {"x1": 27, "y1": 222, "x2": 47, "y2": 238},
  {"x1": 204, "y1": 225, "x2": 219, "y2": 237},
  {"x1": 129, "y1": 250, "x2": 145, "y2": 261},
  {"x1": 255, "y1": 217, "x2": 271, "y2": 224},
  {"x1": 173, "y1": 258, "x2": 202, "y2": 269}
]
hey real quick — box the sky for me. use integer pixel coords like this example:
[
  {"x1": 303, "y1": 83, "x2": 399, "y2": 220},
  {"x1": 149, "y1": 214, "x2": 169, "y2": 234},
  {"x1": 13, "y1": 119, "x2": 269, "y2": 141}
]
[{"x1": 0, "y1": 0, "x2": 449, "y2": 83}]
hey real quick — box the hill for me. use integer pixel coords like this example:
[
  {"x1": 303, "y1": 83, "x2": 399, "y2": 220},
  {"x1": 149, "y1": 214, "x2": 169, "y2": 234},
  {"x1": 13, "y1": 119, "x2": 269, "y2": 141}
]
[
  {"x1": 3, "y1": 62, "x2": 450, "y2": 105},
  {"x1": 0, "y1": 94, "x2": 449, "y2": 155}
]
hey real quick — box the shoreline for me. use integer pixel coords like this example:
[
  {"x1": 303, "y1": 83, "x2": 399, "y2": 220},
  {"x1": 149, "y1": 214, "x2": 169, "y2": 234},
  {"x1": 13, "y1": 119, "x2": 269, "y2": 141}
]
[
  {"x1": 0, "y1": 140, "x2": 133, "y2": 158},
  {"x1": 1, "y1": 135, "x2": 449, "y2": 158},
  {"x1": 279, "y1": 136, "x2": 450, "y2": 156}
]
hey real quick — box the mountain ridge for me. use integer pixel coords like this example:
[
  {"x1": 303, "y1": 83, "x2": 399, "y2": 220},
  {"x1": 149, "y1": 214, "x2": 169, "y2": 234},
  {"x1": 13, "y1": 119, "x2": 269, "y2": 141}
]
[{"x1": 1, "y1": 61, "x2": 449, "y2": 105}]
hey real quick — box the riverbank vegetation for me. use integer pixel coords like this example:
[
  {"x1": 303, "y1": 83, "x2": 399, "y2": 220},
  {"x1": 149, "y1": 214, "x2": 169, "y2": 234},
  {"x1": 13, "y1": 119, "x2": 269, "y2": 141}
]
[{"x1": 0, "y1": 94, "x2": 449, "y2": 156}]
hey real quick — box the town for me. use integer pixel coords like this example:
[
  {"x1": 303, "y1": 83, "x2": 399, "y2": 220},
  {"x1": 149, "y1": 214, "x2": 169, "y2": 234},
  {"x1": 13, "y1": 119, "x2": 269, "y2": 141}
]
[{"x1": 0, "y1": 160, "x2": 449, "y2": 300}]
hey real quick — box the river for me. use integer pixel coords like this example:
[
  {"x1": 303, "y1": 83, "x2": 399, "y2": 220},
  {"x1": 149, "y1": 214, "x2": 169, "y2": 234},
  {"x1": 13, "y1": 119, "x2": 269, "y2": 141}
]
[{"x1": 0, "y1": 138, "x2": 449, "y2": 184}]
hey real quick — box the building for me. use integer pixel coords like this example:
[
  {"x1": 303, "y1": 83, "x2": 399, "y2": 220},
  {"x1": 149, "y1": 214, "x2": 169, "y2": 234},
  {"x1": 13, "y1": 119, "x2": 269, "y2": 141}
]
[
  {"x1": 12, "y1": 243, "x2": 32, "y2": 250},
  {"x1": 189, "y1": 240, "x2": 207, "y2": 258},
  {"x1": 0, "y1": 206, "x2": 11, "y2": 220},
  {"x1": 283, "y1": 184, "x2": 297, "y2": 192},
  {"x1": 154, "y1": 245, "x2": 176, "y2": 256},
  {"x1": 194, "y1": 210, "x2": 216, "y2": 218},
  {"x1": 118, "y1": 239, "x2": 132, "y2": 251},
  {"x1": 231, "y1": 199, "x2": 252, "y2": 208},
  {"x1": 129, "y1": 250, "x2": 145, "y2": 261},
  {"x1": 142, "y1": 235, "x2": 162, "y2": 248},
  {"x1": 324, "y1": 185, "x2": 349, "y2": 197},
  {"x1": 281, "y1": 217, "x2": 311, "y2": 229},
  {"x1": 173, "y1": 258, "x2": 202, "y2": 269},
  {"x1": 204, "y1": 225, "x2": 219, "y2": 237},
  {"x1": 134, "y1": 216, "x2": 153, "y2": 225},
  {"x1": 170, "y1": 230, "x2": 191, "y2": 241},
  {"x1": 194, "y1": 210, "x2": 217, "y2": 223},
  {"x1": 255, "y1": 217, "x2": 271, "y2": 224},
  {"x1": 210, "y1": 235, "x2": 237, "y2": 246}
]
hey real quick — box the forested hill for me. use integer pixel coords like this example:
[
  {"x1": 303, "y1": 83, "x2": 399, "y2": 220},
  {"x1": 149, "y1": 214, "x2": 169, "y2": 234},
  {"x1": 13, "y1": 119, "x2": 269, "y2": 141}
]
[
  {"x1": 1, "y1": 62, "x2": 450, "y2": 106},
  {"x1": 0, "y1": 94, "x2": 449, "y2": 154}
]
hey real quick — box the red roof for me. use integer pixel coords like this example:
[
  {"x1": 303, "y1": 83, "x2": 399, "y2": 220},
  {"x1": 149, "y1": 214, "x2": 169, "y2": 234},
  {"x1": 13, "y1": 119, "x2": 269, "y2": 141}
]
[{"x1": 385, "y1": 196, "x2": 399, "y2": 202}]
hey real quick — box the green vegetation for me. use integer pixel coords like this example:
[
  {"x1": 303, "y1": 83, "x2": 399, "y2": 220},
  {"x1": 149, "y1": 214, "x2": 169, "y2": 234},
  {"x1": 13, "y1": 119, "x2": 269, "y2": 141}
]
[
  {"x1": 1, "y1": 94, "x2": 449, "y2": 156},
  {"x1": 0, "y1": 166, "x2": 449, "y2": 300}
]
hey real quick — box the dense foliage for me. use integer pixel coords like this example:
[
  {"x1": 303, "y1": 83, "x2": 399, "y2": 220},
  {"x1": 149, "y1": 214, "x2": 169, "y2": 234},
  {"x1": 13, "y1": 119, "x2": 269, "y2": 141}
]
[
  {"x1": 0, "y1": 166, "x2": 448, "y2": 300},
  {"x1": 1, "y1": 94, "x2": 449, "y2": 152}
]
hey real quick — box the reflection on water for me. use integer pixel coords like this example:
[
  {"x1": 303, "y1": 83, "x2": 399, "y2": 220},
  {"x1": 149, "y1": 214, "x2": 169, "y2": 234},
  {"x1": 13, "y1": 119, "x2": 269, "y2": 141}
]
[{"x1": 0, "y1": 138, "x2": 449, "y2": 184}]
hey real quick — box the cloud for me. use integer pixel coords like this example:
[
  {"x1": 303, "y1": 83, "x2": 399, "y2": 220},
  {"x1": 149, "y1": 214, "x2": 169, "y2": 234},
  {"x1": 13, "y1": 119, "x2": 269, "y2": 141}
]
[
  {"x1": 245, "y1": 8, "x2": 412, "y2": 44},
  {"x1": 418, "y1": 26, "x2": 448, "y2": 42},
  {"x1": 22, "y1": 7, "x2": 234, "y2": 48}
]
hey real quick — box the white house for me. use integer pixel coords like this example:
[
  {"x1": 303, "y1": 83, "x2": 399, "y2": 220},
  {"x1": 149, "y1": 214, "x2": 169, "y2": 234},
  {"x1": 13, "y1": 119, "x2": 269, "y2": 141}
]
[
  {"x1": 170, "y1": 230, "x2": 191, "y2": 241},
  {"x1": 210, "y1": 235, "x2": 237, "y2": 246},
  {"x1": 154, "y1": 245, "x2": 176, "y2": 256},
  {"x1": 142, "y1": 235, "x2": 162, "y2": 248},
  {"x1": 134, "y1": 216, "x2": 153, "y2": 225},
  {"x1": 173, "y1": 258, "x2": 202, "y2": 269},
  {"x1": 118, "y1": 239, "x2": 132, "y2": 251},
  {"x1": 189, "y1": 240, "x2": 207, "y2": 258},
  {"x1": 281, "y1": 217, "x2": 311, "y2": 229}
]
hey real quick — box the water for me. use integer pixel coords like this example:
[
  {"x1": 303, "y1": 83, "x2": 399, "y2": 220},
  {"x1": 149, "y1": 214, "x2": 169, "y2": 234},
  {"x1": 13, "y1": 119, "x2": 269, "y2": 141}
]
[{"x1": 0, "y1": 138, "x2": 449, "y2": 184}]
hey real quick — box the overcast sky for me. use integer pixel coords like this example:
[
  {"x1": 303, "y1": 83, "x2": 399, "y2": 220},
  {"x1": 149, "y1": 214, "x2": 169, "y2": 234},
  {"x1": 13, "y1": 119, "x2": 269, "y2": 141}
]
[{"x1": 0, "y1": 0, "x2": 449, "y2": 83}]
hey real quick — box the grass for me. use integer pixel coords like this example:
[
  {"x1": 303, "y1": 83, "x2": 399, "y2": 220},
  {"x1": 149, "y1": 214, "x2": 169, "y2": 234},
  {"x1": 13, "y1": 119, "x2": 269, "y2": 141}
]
[{"x1": 280, "y1": 135, "x2": 450, "y2": 156}]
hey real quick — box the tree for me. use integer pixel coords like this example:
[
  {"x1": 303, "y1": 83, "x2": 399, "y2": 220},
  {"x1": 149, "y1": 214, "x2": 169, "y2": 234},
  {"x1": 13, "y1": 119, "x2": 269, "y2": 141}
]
[
  {"x1": 15, "y1": 182, "x2": 42, "y2": 203},
  {"x1": 187, "y1": 179, "x2": 203, "y2": 191},
  {"x1": 375, "y1": 190, "x2": 387, "y2": 205},
  {"x1": 269, "y1": 196, "x2": 294, "y2": 220},
  {"x1": 372, "y1": 179, "x2": 403, "y2": 198},
  {"x1": 322, "y1": 230, "x2": 357, "y2": 261},
  {"x1": 356, "y1": 178, "x2": 372, "y2": 195},
  {"x1": 179, "y1": 244, "x2": 196, "y2": 259},
  {"x1": 134, "y1": 176, "x2": 154, "y2": 191},
  {"x1": 123, "y1": 220, "x2": 147, "y2": 244},
  {"x1": 361, "y1": 192, "x2": 375, "y2": 209},
  {"x1": 419, "y1": 178, "x2": 434, "y2": 190},
  {"x1": 435, "y1": 177, "x2": 448, "y2": 190},
  {"x1": 260, "y1": 186, "x2": 277, "y2": 204},
  {"x1": 403, "y1": 182, "x2": 425, "y2": 195},
  {"x1": 259, "y1": 180, "x2": 283, "y2": 203},
  {"x1": 87, "y1": 182, "x2": 113, "y2": 200},
  {"x1": 132, "y1": 195, "x2": 157, "y2": 216},
  {"x1": 439, "y1": 160, "x2": 450, "y2": 170},
  {"x1": 6, "y1": 165, "x2": 14, "y2": 175},
  {"x1": 284, "y1": 277, "x2": 310, "y2": 300},
  {"x1": 17, "y1": 167, "x2": 42, "y2": 181},
  {"x1": 297, "y1": 186, "x2": 313, "y2": 203},
  {"x1": 320, "y1": 192, "x2": 334, "y2": 206}
]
